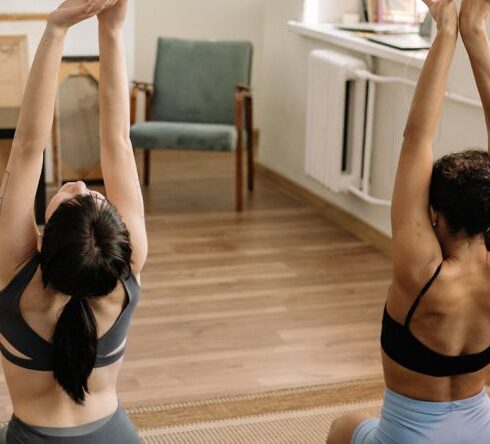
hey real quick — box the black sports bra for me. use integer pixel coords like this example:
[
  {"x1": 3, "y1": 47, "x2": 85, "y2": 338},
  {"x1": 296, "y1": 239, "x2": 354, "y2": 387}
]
[
  {"x1": 0, "y1": 254, "x2": 140, "y2": 371},
  {"x1": 381, "y1": 263, "x2": 490, "y2": 377}
]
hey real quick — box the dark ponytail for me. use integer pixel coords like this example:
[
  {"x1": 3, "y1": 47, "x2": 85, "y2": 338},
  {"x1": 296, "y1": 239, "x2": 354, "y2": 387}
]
[
  {"x1": 41, "y1": 194, "x2": 132, "y2": 405},
  {"x1": 52, "y1": 297, "x2": 97, "y2": 404},
  {"x1": 485, "y1": 227, "x2": 490, "y2": 252}
]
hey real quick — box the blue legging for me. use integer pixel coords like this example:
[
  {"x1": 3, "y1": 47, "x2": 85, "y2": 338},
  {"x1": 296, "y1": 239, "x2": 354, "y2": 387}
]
[
  {"x1": 352, "y1": 388, "x2": 490, "y2": 444},
  {"x1": 0, "y1": 404, "x2": 141, "y2": 443}
]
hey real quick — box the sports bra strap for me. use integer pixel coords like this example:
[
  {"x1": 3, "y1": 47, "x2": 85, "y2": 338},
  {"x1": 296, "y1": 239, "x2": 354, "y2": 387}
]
[{"x1": 404, "y1": 263, "x2": 443, "y2": 328}]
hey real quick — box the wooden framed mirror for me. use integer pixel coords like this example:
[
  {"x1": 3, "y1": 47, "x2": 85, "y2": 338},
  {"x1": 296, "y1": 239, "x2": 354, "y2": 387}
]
[{"x1": 53, "y1": 57, "x2": 103, "y2": 184}]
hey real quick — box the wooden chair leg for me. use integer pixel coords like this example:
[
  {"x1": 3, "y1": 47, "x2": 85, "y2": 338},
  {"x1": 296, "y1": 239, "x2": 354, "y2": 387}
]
[
  {"x1": 235, "y1": 90, "x2": 245, "y2": 212},
  {"x1": 144, "y1": 149, "x2": 151, "y2": 187},
  {"x1": 247, "y1": 139, "x2": 254, "y2": 192},
  {"x1": 246, "y1": 100, "x2": 254, "y2": 192},
  {"x1": 236, "y1": 141, "x2": 243, "y2": 212}
]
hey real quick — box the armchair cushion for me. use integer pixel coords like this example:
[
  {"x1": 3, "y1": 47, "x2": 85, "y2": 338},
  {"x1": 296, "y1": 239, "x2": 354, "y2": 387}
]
[{"x1": 130, "y1": 121, "x2": 239, "y2": 152}]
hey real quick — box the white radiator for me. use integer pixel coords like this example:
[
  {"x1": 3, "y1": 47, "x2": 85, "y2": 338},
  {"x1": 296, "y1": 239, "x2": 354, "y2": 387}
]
[
  {"x1": 305, "y1": 50, "x2": 483, "y2": 207},
  {"x1": 305, "y1": 49, "x2": 367, "y2": 193}
]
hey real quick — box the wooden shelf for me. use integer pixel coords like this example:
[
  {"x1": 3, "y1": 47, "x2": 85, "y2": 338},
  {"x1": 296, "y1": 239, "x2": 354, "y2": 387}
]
[{"x1": 288, "y1": 21, "x2": 428, "y2": 69}]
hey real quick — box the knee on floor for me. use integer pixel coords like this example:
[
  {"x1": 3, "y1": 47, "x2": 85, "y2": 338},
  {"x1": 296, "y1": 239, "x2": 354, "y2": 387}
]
[{"x1": 327, "y1": 413, "x2": 372, "y2": 444}]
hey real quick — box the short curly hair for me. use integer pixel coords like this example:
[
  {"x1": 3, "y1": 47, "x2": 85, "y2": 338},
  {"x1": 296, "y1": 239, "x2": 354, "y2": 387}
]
[{"x1": 429, "y1": 150, "x2": 490, "y2": 250}]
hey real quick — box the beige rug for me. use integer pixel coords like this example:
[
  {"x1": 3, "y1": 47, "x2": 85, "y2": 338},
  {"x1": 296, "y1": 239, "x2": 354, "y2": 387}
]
[
  {"x1": 128, "y1": 378, "x2": 385, "y2": 443},
  {"x1": 0, "y1": 379, "x2": 386, "y2": 443}
]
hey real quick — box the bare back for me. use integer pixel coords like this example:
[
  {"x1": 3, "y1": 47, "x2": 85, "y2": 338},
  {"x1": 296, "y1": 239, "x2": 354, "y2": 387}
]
[
  {"x1": 0, "y1": 260, "x2": 140, "y2": 427},
  {"x1": 383, "y1": 257, "x2": 490, "y2": 401}
]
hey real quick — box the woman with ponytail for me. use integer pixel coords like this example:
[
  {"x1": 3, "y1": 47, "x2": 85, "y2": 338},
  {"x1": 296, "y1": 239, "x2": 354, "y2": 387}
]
[
  {"x1": 0, "y1": 0, "x2": 146, "y2": 442},
  {"x1": 328, "y1": 1, "x2": 490, "y2": 443}
]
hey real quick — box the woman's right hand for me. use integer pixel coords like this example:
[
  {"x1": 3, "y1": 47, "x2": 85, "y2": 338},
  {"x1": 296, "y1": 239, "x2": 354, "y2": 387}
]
[
  {"x1": 48, "y1": 0, "x2": 117, "y2": 32},
  {"x1": 460, "y1": 0, "x2": 490, "y2": 36},
  {"x1": 423, "y1": 0, "x2": 458, "y2": 34}
]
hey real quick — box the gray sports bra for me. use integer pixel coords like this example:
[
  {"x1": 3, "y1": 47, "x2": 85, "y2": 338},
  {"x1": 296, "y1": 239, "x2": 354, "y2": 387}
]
[{"x1": 0, "y1": 254, "x2": 140, "y2": 371}]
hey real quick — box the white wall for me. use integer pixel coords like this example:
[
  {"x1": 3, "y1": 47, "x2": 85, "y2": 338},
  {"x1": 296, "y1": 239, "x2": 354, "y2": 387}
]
[
  {"x1": 259, "y1": 0, "x2": 487, "y2": 236},
  {"x1": 303, "y1": 0, "x2": 360, "y2": 24},
  {"x1": 0, "y1": 0, "x2": 58, "y2": 11},
  {"x1": 318, "y1": 0, "x2": 360, "y2": 22},
  {"x1": 134, "y1": 0, "x2": 266, "y2": 124}
]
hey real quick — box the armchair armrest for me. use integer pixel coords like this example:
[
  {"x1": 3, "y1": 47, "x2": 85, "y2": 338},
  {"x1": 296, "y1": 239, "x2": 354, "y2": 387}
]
[
  {"x1": 237, "y1": 83, "x2": 250, "y2": 91},
  {"x1": 132, "y1": 81, "x2": 154, "y2": 89},
  {"x1": 130, "y1": 81, "x2": 154, "y2": 125},
  {"x1": 236, "y1": 83, "x2": 252, "y2": 98}
]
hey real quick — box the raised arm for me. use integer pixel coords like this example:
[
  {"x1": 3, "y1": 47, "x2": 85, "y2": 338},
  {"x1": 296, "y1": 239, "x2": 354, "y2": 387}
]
[
  {"x1": 391, "y1": 0, "x2": 457, "y2": 286},
  {"x1": 0, "y1": 0, "x2": 113, "y2": 280},
  {"x1": 460, "y1": 0, "x2": 490, "y2": 152},
  {"x1": 98, "y1": 0, "x2": 148, "y2": 275}
]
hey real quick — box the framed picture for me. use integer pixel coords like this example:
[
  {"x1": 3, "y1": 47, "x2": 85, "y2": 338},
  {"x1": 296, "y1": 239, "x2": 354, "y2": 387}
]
[{"x1": 54, "y1": 58, "x2": 103, "y2": 184}]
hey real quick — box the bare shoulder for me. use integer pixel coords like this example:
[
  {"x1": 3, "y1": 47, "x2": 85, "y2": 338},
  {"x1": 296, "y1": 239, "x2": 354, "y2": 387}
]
[
  {"x1": 423, "y1": 259, "x2": 490, "y2": 311},
  {"x1": 387, "y1": 259, "x2": 451, "y2": 320},
  {"x1": 392, "y1": 258, "x2": 445, "y2": 299}
]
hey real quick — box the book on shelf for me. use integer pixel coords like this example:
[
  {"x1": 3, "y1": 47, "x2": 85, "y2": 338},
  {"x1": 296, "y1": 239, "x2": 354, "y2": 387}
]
[
  {"x1": 360, "y1": 0, "x2": 369, "y2": 21},
  {"x1": 365, "y1": 0, "x2": 378, "y2": 23}
]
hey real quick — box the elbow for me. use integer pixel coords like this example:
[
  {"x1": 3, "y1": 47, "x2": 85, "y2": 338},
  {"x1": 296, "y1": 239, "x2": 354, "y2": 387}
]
[
  {"x1": 11, "y1": 138, "x2": 46, "y2": 157},
  {"x1": 403, "y1": 121, "x2": 418, "y2": 140},
  {"x1": 100, "y1": 136, "x2": 133, "y2": 152},
  {"x1": 402, "y1": 129, "x2": 418, "y2": 145},
  {"x1": 402, "y1": 123, "x2": 431, "y2": 145}
]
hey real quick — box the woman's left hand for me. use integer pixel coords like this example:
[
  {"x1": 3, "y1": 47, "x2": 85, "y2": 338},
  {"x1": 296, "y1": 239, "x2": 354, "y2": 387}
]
[
  {"x1": 98, "y1": 0, "x2": 128, "y2": 30},
  {"x1": 423, "y1": 0, "x2": 458, "y2": 34}
]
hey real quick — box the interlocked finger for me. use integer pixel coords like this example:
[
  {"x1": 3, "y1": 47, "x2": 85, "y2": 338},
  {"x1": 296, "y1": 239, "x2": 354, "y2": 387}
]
[
  {"x1": 104, "y1": 0, "x2": 119, "y2": 9},
  {"x1": 85, "y1": 0, "x2": 109, "y2": 14},
  {"x1": 98, "y1": 0, "x2": 119, "y2": 12}
]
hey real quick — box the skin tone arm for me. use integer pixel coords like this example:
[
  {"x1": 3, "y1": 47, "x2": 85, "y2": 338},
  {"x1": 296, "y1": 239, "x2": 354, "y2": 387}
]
[
  {"x1": 460, "y1": 0, "x2": 490, "y2": 153},
  {"x1": 98, "y1": 0, "x2": 148, "y2": 275},
  {"x1": 391, "y1": 0, "x2": 457, "y2": 287},
  {"x1": 0, "y1": 0, "x2": 116, "y2": 282}
]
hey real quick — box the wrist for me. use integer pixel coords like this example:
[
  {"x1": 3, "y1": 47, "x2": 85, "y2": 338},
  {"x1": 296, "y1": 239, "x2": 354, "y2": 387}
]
[
  {"x1": 98, "y1": 22, "x2": 124, "y2": 36},
  {"x1": 45, "y1": 22, "x2": 68, "y2": 39},
  {"x1": 436, "y1": 24, "x2": 459, "y2": 38}
]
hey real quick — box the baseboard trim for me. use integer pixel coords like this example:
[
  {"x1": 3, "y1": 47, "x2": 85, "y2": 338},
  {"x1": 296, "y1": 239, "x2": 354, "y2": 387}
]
[{"x1": 255, "y1": 163, "x2": 392, "y2": 257}]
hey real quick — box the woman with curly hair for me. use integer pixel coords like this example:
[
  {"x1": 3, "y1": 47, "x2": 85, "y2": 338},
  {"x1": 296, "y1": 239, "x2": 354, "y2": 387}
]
[
  {"x1": 0, "y1": 0, "x2": 145, "y2": 442},
  {"x1": 328, "y1": 0, "x2": 490, "y2": 443}
]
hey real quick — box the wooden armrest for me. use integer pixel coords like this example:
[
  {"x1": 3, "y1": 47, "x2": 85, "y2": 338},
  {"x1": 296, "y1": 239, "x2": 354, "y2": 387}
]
[
  {"x1": 132, "y1": 81, "x2": 154, "y2": 90},
  {"x1": 236, "y1": 83, "x2": 250, "y2": 92},
  {"x1": 236, "y1": 84, "x2": 252, "y2": 97},
  {"x1": 236, "y1": 84, "x2": 253, "y2": 102}
]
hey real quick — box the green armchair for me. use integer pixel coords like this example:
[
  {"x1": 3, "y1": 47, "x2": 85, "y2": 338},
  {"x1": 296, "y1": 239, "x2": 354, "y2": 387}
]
[{"x1": 130, "y1": 38, "x2": 254, "y2": 212}]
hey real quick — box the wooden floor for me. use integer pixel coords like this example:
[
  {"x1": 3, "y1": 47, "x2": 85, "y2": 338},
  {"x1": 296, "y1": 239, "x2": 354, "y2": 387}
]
[{"x1": 0, "y1": 150, "x2": 392, "y2": 414}]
